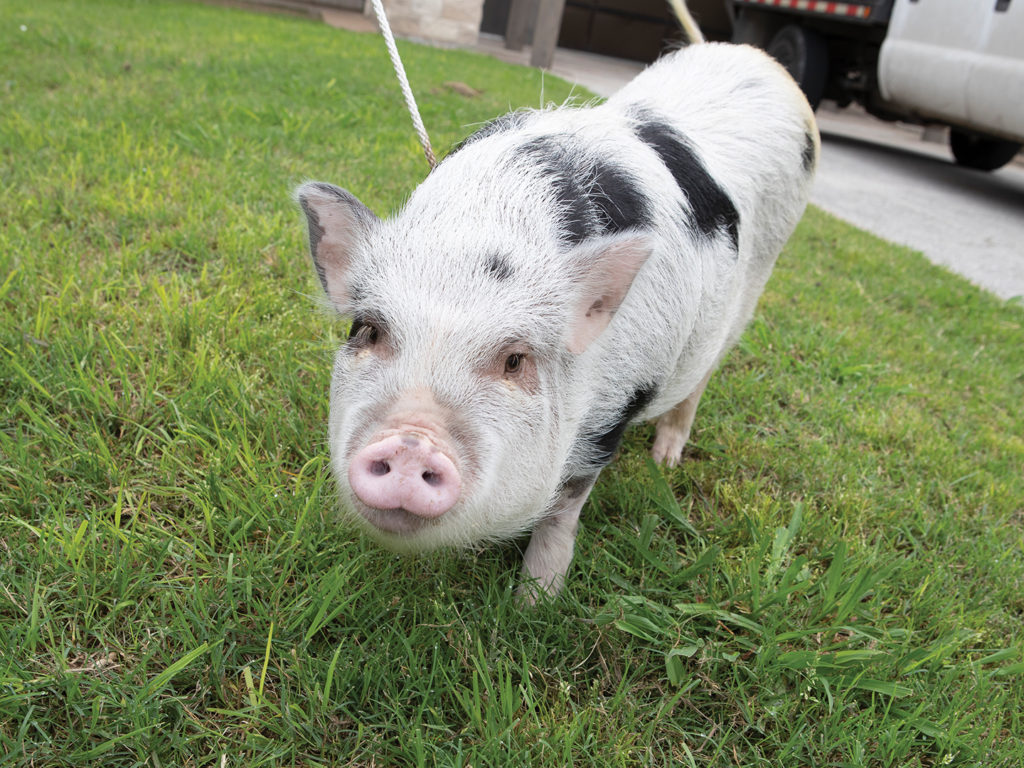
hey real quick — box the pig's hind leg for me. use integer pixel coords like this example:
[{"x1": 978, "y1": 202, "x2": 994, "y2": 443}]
[
  {"x1": 651, "y1": 370, "x2": 712, "y2": 467},
  {"x1": 518, "y1": 477, "x2": 596, "y2": 604}
]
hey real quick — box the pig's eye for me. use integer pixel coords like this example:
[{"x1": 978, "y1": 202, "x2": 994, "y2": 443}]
[
  {"x1": 348, "y1": 320, "x2": 381, "y2": 346},
  {"x1": 504, "y1": 353, "x2": 525, "y2": 375}
]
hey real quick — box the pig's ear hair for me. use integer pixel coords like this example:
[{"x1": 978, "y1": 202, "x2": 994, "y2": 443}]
[
  {"x1": 295, "y1": 181, "x2": 379, "y2": 314},
  {"x1": 566, "y1": 232, "x2": 654, "y2": 355}
]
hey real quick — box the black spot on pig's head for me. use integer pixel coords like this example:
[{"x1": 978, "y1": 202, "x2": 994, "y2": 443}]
[
  {"x1": 485, "y1": 253, "x2": 514, "y2": 281},
  {"x1": 519, "y1": 136, "x2": 593, "y2": 245},
  {"x1": 516, "y1": 135, "x2": 652, "y2": 246}
]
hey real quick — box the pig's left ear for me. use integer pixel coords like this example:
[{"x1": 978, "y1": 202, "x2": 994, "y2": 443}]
[
  {"x1": 296, "y1": 181, "x2": 379, "y2": 314},
  {"x1": 566, "y1": 233, "x2": 654, "y2": 355}
]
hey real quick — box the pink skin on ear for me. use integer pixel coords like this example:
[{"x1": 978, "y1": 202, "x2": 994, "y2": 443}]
[
  {"x1": 567, "y1": 234, "x2": 654, "y2": 355},
  {"x1": 297, "y1": 182, "x2": 378, "y2": 313}
]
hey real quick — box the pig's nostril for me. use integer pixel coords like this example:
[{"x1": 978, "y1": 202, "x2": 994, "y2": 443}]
[
  {"x1": 369, "y1": 460, "x2": 390, "y2": 476},
  {"x1": 421, "y1": 470, "x2": 441, "y2": 487}
]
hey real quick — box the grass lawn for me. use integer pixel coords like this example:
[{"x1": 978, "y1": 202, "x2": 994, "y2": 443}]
[{"x1": 1, "y1": 0, "x2": 1022, "y2": 765}]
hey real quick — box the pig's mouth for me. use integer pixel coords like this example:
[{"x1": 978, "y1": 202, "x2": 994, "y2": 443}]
[{"x1": 354, "y1": 502, "x2": 437, "y2": 536}]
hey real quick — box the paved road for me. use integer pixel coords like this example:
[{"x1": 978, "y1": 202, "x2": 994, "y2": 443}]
[{"x1": 813, "y1": 108, "x2": 1024, "y2": 302}]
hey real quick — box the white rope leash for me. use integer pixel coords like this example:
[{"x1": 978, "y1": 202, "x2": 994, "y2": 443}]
[{"x1": 368, "y1": 0, "x2": 437, "y2": 171}]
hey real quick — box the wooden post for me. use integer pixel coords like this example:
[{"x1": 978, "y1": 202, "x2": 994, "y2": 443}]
[
  {"x1": 505, "y1": 0, "x2": 537, "y2": 51},
  {"x1": 529, "y1": 0, "x2": 566, "y2": 69}
]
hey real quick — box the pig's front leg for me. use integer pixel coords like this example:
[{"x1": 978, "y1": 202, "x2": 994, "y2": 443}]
[{"x1": 519, "y1": 476, "x2": 597, "y2": 603}]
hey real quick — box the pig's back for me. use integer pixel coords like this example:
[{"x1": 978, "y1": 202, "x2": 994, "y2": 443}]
[
  {"x1": 596, "y1": 42, "x2": 818, "y2": 414},
  {"x1": 606, "y1": 41, "x2": 817, "y2": 271},
  {"x1": 409, "y1": 46, "x2": 817, "y2": 467}
]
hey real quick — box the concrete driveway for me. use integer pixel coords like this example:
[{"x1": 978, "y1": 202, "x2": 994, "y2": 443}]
[{"x1": 813, "y1": 106, "x2": 1024, "y2": 302}]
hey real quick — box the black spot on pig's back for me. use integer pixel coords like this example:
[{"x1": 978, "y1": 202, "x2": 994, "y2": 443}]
[
  {"x1": 802, "y1": 129, "x2": 818, "y2": 173},
  {"x1": 591, "y1": 161, "x2": 650, "y2": 235},
  {"x1": 631, "y1": 110, "x2": 740, "y2": 253}
]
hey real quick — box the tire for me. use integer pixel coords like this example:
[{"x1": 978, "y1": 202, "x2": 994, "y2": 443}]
[
  {"x1": 949, "y1": 129, "x2": 1022, "y2": 171},
  {"x1": 766, "y1": 24, "x2": 828, "y2": 110},
  {"x1": 731, "y1": 9, "x2": 781, "y2": 48}
]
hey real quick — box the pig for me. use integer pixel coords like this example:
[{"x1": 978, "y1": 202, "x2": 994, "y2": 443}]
[{"x1": 296, "y1": 6, "x2": 818, "y2": 600}]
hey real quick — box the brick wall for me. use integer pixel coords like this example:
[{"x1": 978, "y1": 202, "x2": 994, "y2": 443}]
[{"x1": 376, "y1": 0, "x2": 485, "y2": 46}]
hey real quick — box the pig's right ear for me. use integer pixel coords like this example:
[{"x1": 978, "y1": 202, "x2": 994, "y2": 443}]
[
  {"x1": 296, "y1": 181, "x2": 379, "y2": 314},
  {"x1": 566, "y1": 233, "x2": 654, "y2": 355}
]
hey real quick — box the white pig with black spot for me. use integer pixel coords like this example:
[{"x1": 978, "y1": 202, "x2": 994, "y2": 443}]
[{"x1": 296, "y1": 0, "x2": 818, "y2": 600}]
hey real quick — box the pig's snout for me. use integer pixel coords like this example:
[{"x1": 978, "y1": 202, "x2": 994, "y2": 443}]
[{"x1": 348, "y1": 433, "x2": 461, "y2": 520}]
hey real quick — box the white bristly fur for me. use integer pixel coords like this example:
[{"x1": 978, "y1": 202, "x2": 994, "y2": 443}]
[{"x1": 298, "y1": 7, "x2": 819, "y2": 596}]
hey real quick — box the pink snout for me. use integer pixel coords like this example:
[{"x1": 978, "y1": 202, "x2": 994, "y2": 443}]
[{"x1": 348, "y1": 433, "x2": 461, "y2": 519}]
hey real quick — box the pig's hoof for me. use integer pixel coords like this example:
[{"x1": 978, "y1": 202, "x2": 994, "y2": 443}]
[
  {"x1": 651, "y1": 428, "x2": 687, "y2": 468},
  {"x1": 516, "y1": 562, "x2": 566, "y2": 606},
  {"x1": 516, "y1": 576, "x2": 562, "y2": 606}
]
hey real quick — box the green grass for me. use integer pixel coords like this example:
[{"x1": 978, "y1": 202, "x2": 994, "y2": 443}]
[{"x1": 1, "y1": 0, "x2": 1022, "y2": 765}]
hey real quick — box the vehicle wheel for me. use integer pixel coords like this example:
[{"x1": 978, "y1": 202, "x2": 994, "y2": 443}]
[
  {"x1": 732, "y1": 9, "x2": 780, "y2": 48},
  {"x1": 766, "y1": 24, "x2": 828, "y2": 110},
  {"x1": 949, "y1": 129, "x2": 1022, "y2": 171}
]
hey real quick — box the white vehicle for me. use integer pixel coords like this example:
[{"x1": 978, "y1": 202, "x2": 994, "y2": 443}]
[{"x1": 718, "y1": 0, "x2": 1024, "y2": 170}]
